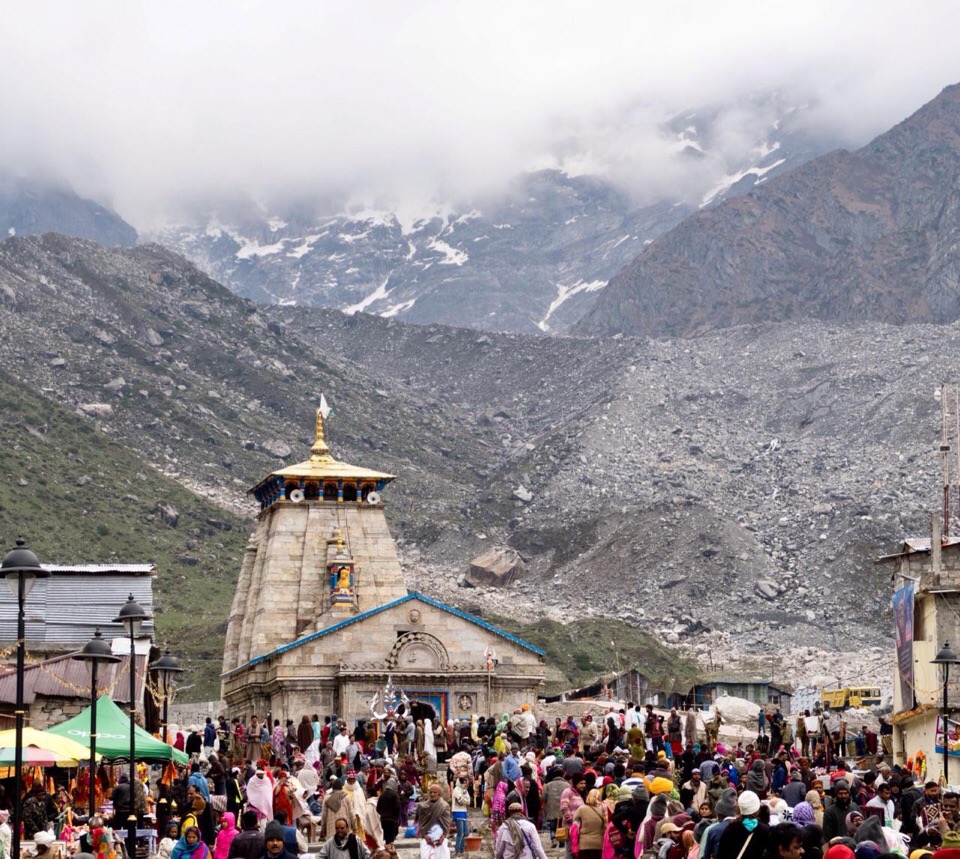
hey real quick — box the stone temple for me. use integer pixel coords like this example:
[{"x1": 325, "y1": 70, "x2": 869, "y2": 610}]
[{"x1": 221, "y1": 403, "x2": 545, "y2": 724}]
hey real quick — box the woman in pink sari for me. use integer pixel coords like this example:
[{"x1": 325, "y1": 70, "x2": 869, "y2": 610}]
[{"x1": 490, "y1": 780, "x2": 509, "y2": 838}]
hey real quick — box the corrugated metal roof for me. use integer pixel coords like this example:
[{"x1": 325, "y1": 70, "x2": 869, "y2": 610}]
[
  {"x1": 0, "y1": 651, "x2": 148, "y2": 705},
  {"x1": 0, "y1": 575, "x2": 154, "y2": 647},
  {"x1": 877, "y1": 537, "x2": 960, "y2": 562},
  {"x1": 904, "y1": 537, "x2": 960, "y2": 552},
  {"x1": 224, "y1": 590, "x2": 545, "y2": 678},
  {"x1": 40, "y1": 564, "x2": 154, "y2": 575}
]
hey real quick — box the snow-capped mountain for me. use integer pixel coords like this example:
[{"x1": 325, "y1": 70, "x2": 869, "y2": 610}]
[{"x1": 152, "y1": 97, "x2": 843, "y2": 334}]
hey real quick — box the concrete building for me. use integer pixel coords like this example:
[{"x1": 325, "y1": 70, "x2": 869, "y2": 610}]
[
  {"x1": 881, "y1": 521, "x2": 960, "y2": 782},
  {"x1": 221, "y1": 404, "x2": 545, "y2": 723},
  {"x1": 0, "y1": 563, "x2": 156, "y2": 729}
]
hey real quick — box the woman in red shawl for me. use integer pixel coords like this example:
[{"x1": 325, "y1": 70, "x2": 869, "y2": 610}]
[{"x1": 273, "y1": 770, "x2": 294, "y2": 823}]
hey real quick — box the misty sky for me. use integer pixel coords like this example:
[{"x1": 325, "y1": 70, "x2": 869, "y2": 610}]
[{"x1": 4, "y1": 0, "x2": 960, "y2": 228}]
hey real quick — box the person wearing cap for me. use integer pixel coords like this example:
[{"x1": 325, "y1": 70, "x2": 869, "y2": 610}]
[
  {"x1": 340, "y1": 771, "x2": 369, "y2": 842},
  {"x1": 716, "y1": 790, "x2": 767, "y2": 859},
  {"x1": 822, "y1": 780, "x2": 855, "y2": 843},
  {"x1": 494, "y1": 802, "x2": 548, "y2": 859},
  {"x1": 934, "y1": 830, "x2": 960, "y2": 859},
  {"x1": 611, "y1": 784, "x2": 648, "y2": 857},
  {"x1": 261, "y1": 821, "x2": 297, "y2": 859},
  {"x1": 659, "y1": 822, "x2": 684, "y2": 859}
]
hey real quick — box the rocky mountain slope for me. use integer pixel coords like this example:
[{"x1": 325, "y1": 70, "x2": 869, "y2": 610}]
[
  {"x1": 152, "y1": 97, "x2": 838, "y2": 334},
  {"x1": 277, "y1": 307, "x2": 950, "y2": 663},
  {"x1": 576, "y1": 83, "x2": 960, "y2": 338},
  {"x1": 0, "y1": 172, "x2": 137, "y2": 247},
  {"x1": 0, "y1": 234, "x2": 949, "y2": 693}
]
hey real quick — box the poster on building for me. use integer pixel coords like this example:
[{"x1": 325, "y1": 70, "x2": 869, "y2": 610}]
[
  {"x1": 892, "y1": 580, "x2": 916, "y2": 708},
  {"x1": 935, "y1": 715, "x2": 960, "y2": 757}
]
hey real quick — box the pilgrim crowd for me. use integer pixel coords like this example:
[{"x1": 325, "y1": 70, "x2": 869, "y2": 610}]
[{"x1": 12, "y1": 704, "x2": 953, "y2": 859}]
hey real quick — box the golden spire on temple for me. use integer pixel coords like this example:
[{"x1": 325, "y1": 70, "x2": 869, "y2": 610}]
[{"x1": 310, "y1": 394, "x2": 333, "y2": 463}]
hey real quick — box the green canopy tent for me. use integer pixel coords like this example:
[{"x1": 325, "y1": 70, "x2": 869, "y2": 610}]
[{"x1": 48, "y1": 695, "x2": 188, "y2": 764}]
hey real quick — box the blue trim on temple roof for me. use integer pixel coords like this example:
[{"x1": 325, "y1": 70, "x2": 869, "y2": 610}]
[{"x1": 222, "y1": 591, "x2": 545, "y2": 678}]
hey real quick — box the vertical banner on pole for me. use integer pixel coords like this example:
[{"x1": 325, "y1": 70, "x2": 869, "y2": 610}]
[{"x1": 893, "y1": 580, "x2": 916, "y2": 708}]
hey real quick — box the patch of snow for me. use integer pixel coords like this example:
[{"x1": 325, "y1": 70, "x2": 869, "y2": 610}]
[
  {"x1": 612, "y1": 234, "x2": 632, "y2": 249},
  {"x1": 339, "y1": 230, "x2": 371, "y2": 244},
  {"x1": 493, "y1": 223, "x2": 512, "y2": 230},
  {"x1": 343, "y1": 276, "x2": 391, "y2": 315},
  {"x1": 406, "y1": 240, "x2": 416, "y2": 260},
  {"x1": 287, "y1": 234, "x2": 323, "y2": 259},
  {"x1": 344, "y1": 207, "x2": 396, "y2": 229},
  {"x1": 380, "y1": 298, "x2": 416, "y2": 318},
  {"x1": 453, "y1": 209, "x2": 482, "y2": 227},
  {"x1": 700, "y1": 158, "x2": 786, "y2": 207},
  {"x1": 7, "y1": 227, "x2": 14, "y2": 237},
  {"x1": 277, "y1": 297, "x2": 297, "y2": 306},
  {"x1": 472, "y1": 235, "x2": 488, "y2": 242},
  {"x1": 564, "y1": 216, "x2": 579, "y2": 225},
  {"x1": 267, "y1": 217, "x2": 287, "y2": 232},
  {"x1": 393, "y1": 202, "x2": 454, "y2": 236},
  {"x1": 537, "y1": 279, "x2": 607, "y2": 332},
  {"x1": 674, "y1": 130, "x2": 704, "y2": 154},
  {"x1": 428, "y1": 237, "x2": 468, "y2": 266},
  {"x1": 756, "y1": 140, "x2": 781, "y2": 160},
  {"x1": 236, "y1": 237, "x2": 287, "y2": 259}
]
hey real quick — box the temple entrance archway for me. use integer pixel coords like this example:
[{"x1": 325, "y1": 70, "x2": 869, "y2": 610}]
[
  {"x1": 399, "y1": 700, "x2": 436, "y2": 723},
  {"x1": 397, "y1": 699, "x2": 437, "y2": 722}
]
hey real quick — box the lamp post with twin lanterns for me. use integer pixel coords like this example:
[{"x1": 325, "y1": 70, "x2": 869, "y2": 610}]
[
  {"x1": 148, "y1": 650, "x2": 182, "y2": 745},
  {"x1": 933, "y1": 640, "x2": 960, "y2": 786},
  {"x1": 113, "y1": 594, "x2": 150, "y2": 859},
  {"x1": 70, "y1": 628, "x2": 120, "y2": 818},
  {"x1": 1, "y1": 537, "x2": 50, "y2": 859}
]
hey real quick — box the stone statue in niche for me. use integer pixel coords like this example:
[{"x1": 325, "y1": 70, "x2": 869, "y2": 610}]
[{"x1": 329, "y1": 561, "x2": 356, "y2": 603}]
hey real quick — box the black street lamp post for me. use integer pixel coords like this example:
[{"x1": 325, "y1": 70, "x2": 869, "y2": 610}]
[
  {"x1": 933, "y1": 641, "x2": 960, "y2": 786},
  {"x1": 71, "y1": 628, "x2": 120, "y2": 818},
  {"x1": 113, "y1": 594, "x2": 150, "y2": 859},
  {"x1": 1, "y1": 537, "x2": 49, "y2": 859},
  {"x1": 148, "y1": 650, "x2": 182, "y2": 745}
]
